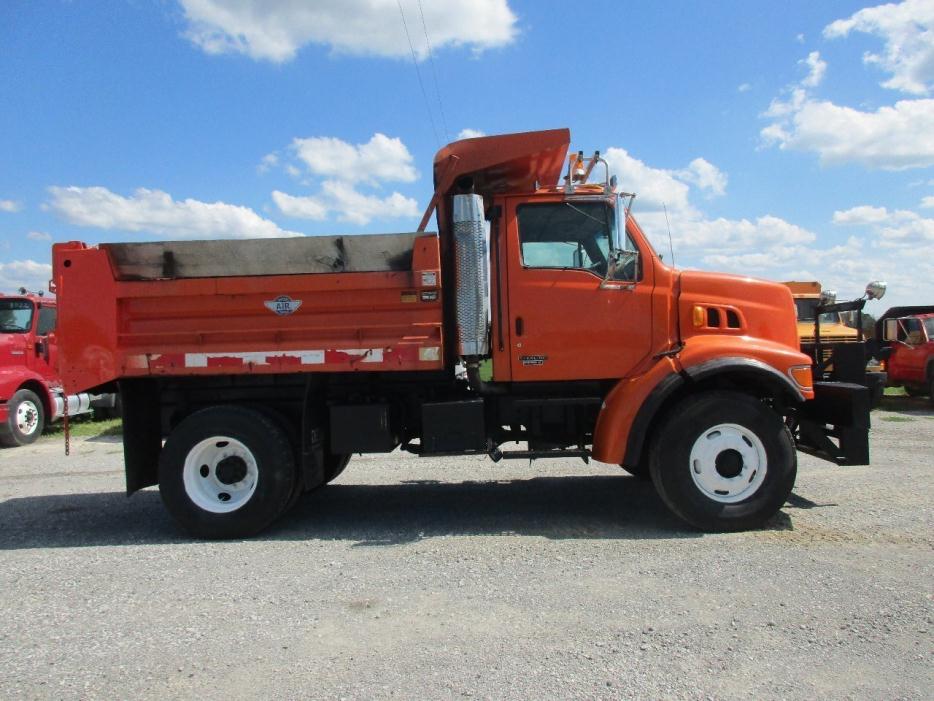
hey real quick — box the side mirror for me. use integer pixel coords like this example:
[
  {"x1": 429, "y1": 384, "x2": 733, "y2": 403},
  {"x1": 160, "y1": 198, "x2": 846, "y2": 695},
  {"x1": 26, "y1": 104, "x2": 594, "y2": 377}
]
[
  {"x1": 865, "y1": 280, "x2": 886, "y2": 300},
  {"x1": 883, "y1": 319, "x2": 899, "y2": 342}
]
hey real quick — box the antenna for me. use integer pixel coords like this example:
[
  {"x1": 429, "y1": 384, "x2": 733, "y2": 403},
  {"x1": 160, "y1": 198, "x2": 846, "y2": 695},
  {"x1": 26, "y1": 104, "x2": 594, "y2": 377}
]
[{"x1": 663, "y1": 204, "x2": 675, "y2": 268}]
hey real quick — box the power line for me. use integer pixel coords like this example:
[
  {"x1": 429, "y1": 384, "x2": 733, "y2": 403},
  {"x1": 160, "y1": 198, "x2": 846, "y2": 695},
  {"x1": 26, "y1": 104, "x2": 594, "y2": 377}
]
[
  {"x1": 416, "y1": 0, "x2": 449, "y2": 143},
  {"x1": 397, "y1": 0, "x2": 440, "y2": 147}
]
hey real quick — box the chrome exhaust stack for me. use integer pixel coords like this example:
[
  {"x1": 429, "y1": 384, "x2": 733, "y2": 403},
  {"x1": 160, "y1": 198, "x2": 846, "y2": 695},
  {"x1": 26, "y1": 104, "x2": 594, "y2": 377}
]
[{"x1": 452, "y1": 194, "x2": 490, "y2": 358}]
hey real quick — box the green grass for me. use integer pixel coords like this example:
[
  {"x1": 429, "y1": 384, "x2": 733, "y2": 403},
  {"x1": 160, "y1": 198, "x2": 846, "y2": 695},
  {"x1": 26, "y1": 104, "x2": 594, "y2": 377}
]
[
  {"x1": 43, "y1": 416, "x2": 123, "y2": 439},
  {"x1": 883, "y1": 387, "x2": 907, "y2": 396}
]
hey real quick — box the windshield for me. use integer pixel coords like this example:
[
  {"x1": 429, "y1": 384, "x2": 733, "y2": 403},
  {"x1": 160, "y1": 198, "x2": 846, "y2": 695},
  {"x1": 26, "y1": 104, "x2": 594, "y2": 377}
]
[
  {"x1": 794, "y1": 299, "x2": 838, "y2": 325},
  {"x1": 0, "y1": 299, "x2": 35, "y2": 333}
]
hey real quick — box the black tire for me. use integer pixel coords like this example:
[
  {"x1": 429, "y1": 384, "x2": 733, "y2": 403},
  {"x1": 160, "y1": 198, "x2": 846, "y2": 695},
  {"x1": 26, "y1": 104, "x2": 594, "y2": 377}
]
[
  {"x1": 0, "y1": 389, "x2": 45, "y2": 447},
  {"x1": 158, "y1": 405, "x2": 296, "y2": 539},
  {"x1": 649, "y1": 391, "x2": 796, "y2": 532},
  {"x1": 929, "y1": 376, "x2": 934, "y2": 407},
  {"x1": 621, "y1": 463, "x2": 650, "y2": 481},
  {"x1": 904, "y1": 385, "x2": 925, "y2": 397},
  {"x1": 324, "y1": 453, "x2": 351, "y2": 484}
]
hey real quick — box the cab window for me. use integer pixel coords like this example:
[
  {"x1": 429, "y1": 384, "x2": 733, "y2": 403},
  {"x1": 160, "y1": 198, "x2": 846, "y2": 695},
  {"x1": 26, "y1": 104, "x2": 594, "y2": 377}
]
[
  {"x1": 517, "y1": 202, "x2": 613, "y2": 276},
  {"x1": 899, "y1": 318, "x2": 923, "y2": 345},
  {"x1": 36, "y1": 306, "x2": 56, "y2": 335}
]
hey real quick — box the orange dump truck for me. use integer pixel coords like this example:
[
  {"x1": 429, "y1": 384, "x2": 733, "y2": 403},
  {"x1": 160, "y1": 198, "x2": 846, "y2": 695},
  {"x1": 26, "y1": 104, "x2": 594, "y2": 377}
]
[{"x1": 52, "y1": 129, "x2": 870, "y2": 538}]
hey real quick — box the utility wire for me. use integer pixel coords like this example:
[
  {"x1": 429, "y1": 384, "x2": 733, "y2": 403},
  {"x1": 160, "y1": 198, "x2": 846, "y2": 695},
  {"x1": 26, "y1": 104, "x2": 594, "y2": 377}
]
[
  {"x1": 416, "y1": 0, "x2": 449, "y2": 143},
  {"x1": 397, "y1": 0, "x2": 441, "y2": 147}
]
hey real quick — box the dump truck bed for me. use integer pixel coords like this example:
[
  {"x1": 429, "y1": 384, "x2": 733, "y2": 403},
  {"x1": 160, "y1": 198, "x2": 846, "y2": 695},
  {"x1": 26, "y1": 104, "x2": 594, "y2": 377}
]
[{"x1": 52, "y1": 233, "x2": 444, "y2": 394}]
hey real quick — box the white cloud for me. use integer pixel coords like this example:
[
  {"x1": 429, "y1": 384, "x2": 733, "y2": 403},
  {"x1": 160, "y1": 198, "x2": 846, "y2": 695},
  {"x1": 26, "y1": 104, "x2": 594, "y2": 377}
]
[
  {"x1": 271, "y1": 190, "x2": 328, "y2": 221},
  {"x1": 257, "y1": 152, "x2": 279, "y2": 174},
  {"x1": 273, "y1": 180, "x2": 419, "y2": 226},
  {"x1": 800, "y1": 51, "x2": 827, "y2": 87},
  {"x1": 833, "y1": 203, "x2": 934, "y2": 248},
  {"x1": 679, "y1": 158, "x2": 728, "y2": 197},
  {"x1": 0, "y1": 199, "x2": 21, "y2": 213},
  {"x1": 0, "y1": 259, "x2": 52, "y2": 295},
  {"x1": 796, "y1": 33, "x2": 806, "y2": 44},
  {"x1": 763, "y1": 7, "x2": 934, "y2": 170},
  {"x1": 832, "y1": 204, "x2": 921, "y2": 225},
  {"x1": 457, "y1": 128, "x2": 486, "y2": 139},
  {"x1": 824, "y1": 0, "x2": 934, "y2": 95},
  {"x1": 603, "y1": 148, "x2": 694, "y2": 212},
  {"x1": 763, "y1": 98, "x2": 934, "y2": 169},
  {"x1": 26, "y1": 231, "x2": 52, "y2": 241},
  {"x1": 291, "y1": 133, "x2": 417, "y2": 184},
  {"x1": 737, "y1": 83, "x2": 752, "y2": 93},
  {"x1": 47, "y1": 186, "x2": 301, "y2": 240},
  {"x1": 921, "y1": 195, "x2": 934, "y2": 208},
  {"x1": 180, "y1": 0, "x2": 518, "y2": 63}
]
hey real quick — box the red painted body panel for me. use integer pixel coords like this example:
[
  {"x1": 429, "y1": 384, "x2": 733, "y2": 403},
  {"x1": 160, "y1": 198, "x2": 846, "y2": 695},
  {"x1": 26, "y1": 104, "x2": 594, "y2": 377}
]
[{"x1": 52, "y1": 235, "x2": 445, "y2": 394}]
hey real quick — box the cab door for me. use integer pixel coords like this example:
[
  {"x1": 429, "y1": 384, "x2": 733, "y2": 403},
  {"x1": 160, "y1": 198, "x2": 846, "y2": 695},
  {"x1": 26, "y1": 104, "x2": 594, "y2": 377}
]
[
  {"x1": 32, "y1": 303, "x2": 58, "y2": 382},
  {"x1": 504, "y1": 197, "x2": 654, "y2": 382}
]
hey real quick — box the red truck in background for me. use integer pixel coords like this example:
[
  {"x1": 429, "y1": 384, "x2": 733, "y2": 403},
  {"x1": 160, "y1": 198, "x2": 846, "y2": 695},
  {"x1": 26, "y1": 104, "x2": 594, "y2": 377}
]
[
  {"x1": 0, "y1": 289, "x2": 118, "y2": 447},
  {"x1": 876, "y1": 306, "x2": 934, "y2": 404},
  {"x1": 51, "y1": 129, "x2": 872, "y2": 538}
]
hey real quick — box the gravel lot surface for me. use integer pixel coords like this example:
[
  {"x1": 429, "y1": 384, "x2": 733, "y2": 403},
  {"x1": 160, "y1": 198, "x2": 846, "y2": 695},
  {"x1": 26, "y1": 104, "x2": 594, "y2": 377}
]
[{"x1": 1, "y1": 397, "x2": 932, "y2": 700}]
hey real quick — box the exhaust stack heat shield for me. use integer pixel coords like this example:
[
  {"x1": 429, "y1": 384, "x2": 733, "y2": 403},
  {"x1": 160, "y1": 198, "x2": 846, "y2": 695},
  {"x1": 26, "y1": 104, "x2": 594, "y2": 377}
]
[{"x1": 452, "y1": 194, "x2": 490, "y2": 357}]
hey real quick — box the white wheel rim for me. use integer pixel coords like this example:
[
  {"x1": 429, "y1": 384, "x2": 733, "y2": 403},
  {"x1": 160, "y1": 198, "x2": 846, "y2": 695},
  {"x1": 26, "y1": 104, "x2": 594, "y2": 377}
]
[
  {"x1": 182, "y1": 436, "x2": 259, "y2": 513},
  {"x1": 688, "y1": 423, "x2": 767, "y2": 504},
  {"x1": 16, "y1": 400, "x2": 40, "y2": 436}
]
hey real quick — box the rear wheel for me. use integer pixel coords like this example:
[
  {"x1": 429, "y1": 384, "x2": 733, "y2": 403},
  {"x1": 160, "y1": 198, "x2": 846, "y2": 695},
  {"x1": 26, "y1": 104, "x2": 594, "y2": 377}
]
[
  {"x1": 904, "y1": 385, "x2": 926, "y2": 397},
  {"x1": 0, "y1": 389, "x2": 45, "y2": 447},
  {"x1": 323, "y1": 453, "x2": 351, "y2": 484},
  {"x1": 649, "y1": 391, "x2": 796, "y2": 532},
  {"x1": 158, "y1": 405, "x2": 296, "y2": 539}
]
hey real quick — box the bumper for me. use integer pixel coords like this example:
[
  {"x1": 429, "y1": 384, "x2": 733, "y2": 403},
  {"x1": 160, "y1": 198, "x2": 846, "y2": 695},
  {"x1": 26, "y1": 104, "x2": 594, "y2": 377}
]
[{"x1": 796, "y1": 382, "x2": 870, "y2": 466}]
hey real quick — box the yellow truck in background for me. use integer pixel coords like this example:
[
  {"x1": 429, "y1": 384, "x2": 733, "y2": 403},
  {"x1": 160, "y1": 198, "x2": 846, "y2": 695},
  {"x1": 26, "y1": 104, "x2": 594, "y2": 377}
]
[{"x1": 784, "y1": 281, "x2": 886, "y2": 408}]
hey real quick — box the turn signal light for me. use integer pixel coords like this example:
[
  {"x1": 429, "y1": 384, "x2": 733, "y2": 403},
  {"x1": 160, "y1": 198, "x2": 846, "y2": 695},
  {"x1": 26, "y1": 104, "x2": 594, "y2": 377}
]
[
  {"x1": 692, "y1": 305, "x2": 705, "y2": 327},
  {"x1": 789, "y1": 365, "x2": 813, "y2": 390}
]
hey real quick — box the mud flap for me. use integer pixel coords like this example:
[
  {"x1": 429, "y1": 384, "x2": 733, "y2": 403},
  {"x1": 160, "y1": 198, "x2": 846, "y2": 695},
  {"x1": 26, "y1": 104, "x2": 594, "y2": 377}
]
[{"x1": 796, "y1": 382, "x2": 870, "y2": 466}]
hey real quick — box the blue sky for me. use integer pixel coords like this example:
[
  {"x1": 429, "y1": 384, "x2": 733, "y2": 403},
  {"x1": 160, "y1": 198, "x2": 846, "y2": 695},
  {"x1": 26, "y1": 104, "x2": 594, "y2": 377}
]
[{"x1": 1, "y1": 0, "x2": 932, "y2": 311}]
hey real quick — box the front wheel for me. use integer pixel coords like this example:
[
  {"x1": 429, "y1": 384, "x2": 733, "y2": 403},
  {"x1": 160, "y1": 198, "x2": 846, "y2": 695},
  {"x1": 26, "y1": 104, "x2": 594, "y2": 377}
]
[
  {"x1": 0, "y1": 389, "x2": 45, "y2": 447},
  {"x1": 158, "y1": 405, "x2": 296, "y2": 539},
  {"x1": 649, "y1": 391, "x2": 796, "y2": 532}
]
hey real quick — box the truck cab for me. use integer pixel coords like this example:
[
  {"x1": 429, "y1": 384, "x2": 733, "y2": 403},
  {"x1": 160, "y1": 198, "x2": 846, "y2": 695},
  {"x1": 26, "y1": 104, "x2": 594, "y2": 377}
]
[
  {"x1": 880, "y1": 309, "x2": 934, "y2": 402},
  {"x1": 0, "y1": 288, "x2": 115, "y2": 446}
]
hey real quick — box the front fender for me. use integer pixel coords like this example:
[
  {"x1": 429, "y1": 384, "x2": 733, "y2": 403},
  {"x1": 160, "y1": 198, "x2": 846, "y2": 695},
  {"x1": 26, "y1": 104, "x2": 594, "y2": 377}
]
[
  {"x1": 591, "y1": 357, "x2": 681, "y2": 465},
  {"x1": 676, "y1": 335, "x2": 812, "y2": 402},
  {"x1": 591, "y1": 337, "x2": 811, "y2": 467},
  {"x1": 0, "y1": 368, "x2": 55, "y2": 418}
]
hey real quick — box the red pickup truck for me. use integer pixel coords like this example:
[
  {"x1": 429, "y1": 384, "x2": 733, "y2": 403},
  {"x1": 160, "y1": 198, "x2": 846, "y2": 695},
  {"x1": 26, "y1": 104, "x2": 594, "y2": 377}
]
[
  {"x1": 877, "y1": 306, "x2": 934, "y2": 404},
  {"x1": 1, "y1": 289, "x2": 117, "y2": 446}
]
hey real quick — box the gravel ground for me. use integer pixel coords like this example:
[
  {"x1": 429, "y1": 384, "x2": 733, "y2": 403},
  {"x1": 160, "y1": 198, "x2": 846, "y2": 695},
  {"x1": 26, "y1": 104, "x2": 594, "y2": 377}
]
[{"x1": 0, "y1": 396, "x2": 932, "y2": 700}]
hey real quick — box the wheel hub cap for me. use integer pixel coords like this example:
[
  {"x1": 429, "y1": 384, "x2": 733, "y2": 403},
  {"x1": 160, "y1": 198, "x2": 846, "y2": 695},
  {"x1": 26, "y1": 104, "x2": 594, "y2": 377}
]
[
  {"x1": 16, "y1": 401, "x2": 39, "y2": 435},
  {"x1": 689, "y1": 423, "x2": 767, "y2": 504},
  {"x1": 182, "y1": 437, "x2": 259, "y2": 513}
]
